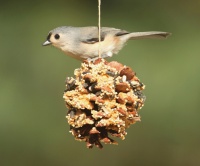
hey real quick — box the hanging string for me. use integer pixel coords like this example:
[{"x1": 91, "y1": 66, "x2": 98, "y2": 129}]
[{"x1": 98, "y1": 0, "x2": 101, "y2": 58}]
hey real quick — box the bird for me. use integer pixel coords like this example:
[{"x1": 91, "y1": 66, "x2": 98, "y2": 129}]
[{"x1": 43, "y1": 26, "x2": 171, "y2": 61}]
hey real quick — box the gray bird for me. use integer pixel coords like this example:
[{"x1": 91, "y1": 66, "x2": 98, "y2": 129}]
[{"x1": 43, "y1": 26, "x2": 170, "y2": 61}]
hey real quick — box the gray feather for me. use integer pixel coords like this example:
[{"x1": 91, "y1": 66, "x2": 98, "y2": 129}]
[{"x1": 128, "y1": 31, "x2": 171, "y2": 40}]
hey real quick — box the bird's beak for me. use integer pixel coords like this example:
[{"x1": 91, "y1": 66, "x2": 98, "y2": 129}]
[{"x1": 42, "y1": 40, "x2": 51, "y2": 46}]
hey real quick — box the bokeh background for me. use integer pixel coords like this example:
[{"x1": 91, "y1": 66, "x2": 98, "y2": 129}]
[{"x1": 1, "y1": 0, "x2": 200, "y2": 165}]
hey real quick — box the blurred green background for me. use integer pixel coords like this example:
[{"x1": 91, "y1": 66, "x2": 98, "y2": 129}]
[{"x1": 1, "y1": 0, "x2": 200, "y2": 165}]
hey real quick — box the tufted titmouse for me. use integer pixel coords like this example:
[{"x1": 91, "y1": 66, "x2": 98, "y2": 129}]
[{"x1": 43, "y1": 26, "x2": 170, "y2": 61}]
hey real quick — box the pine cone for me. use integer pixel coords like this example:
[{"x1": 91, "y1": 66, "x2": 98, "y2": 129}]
[{"x1": 63, "y1": 58, "x2": 146, "y2": 149}]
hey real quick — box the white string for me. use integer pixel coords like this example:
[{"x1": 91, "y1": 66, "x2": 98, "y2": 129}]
[{"x1": 98, "y1": 0, "x2": 101, "y2": 58}]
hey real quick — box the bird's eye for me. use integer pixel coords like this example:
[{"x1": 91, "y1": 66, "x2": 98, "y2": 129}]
[{"x1": 54, "y1": 34, "x2": 60, "y2": 40}]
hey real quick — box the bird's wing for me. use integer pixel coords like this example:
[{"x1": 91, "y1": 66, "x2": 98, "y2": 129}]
[{"x1": 80, "y1": 27, "x2": 130, "y2": 44}]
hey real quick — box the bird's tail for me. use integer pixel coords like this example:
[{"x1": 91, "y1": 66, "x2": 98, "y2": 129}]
[{"x1": 127, "y1": 31, "x2": 171, "y2": 40}]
